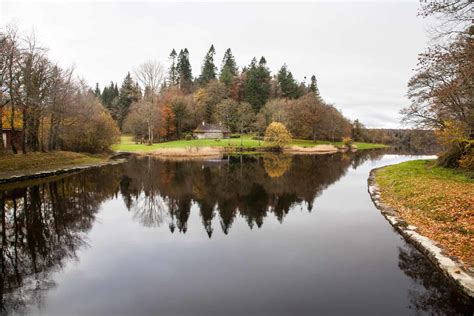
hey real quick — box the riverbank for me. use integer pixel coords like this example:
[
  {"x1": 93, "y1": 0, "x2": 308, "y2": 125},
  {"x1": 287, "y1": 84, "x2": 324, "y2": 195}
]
[
  {"x1": 0, "y1": 151, "x2": 124, "y2": 184},
  {"x1": 112, "y1": 135, "x2": 387, "y2": 155},
  {"x1": 368, "y1": 160, "x2": 474, "y2": 298}
]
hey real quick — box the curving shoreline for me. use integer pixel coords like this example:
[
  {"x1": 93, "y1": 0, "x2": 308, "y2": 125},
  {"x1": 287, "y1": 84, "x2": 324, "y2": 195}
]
[
  {"x1": 0, "y1": 158, "x2": 126, "y2": 185},
  {"x1": 368, "y1": 167, "x2": 474, "y2": 299}
]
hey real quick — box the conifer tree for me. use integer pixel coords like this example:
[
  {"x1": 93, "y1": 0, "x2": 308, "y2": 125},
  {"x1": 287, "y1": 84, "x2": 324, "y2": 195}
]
[
  {"x1": 219, "y1": 48, "x2": 238, "y2": 88},
  {"x1": 94, "y1": 83, "x2": 101, "y2": 98},
  {"x1": 243, "y1": 56, "x2": 271, "y2": 112},
  {"x1": 168, "y1": 49, "x2": 178, "y2": 86},
  {"x1": 199, "y1": 45, "x2": 217, "y2": 85},
  {"x1": 116, "y1": 72, "x2": 140, "y2": 129},
  {"x1": 277, "y1": 64, "x2": 301, "y2": 99},
  {"x1": 177, "y1": 48, "x2": 193, "y2": 93},
  {"x1": 310, "y1": 75, "x2": 321, "y2": 100}
]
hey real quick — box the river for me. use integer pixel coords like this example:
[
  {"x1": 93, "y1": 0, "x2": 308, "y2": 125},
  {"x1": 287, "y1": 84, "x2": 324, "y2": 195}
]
[{"x1": 0, "y1": 151, "x2": 472, "y2": 315}]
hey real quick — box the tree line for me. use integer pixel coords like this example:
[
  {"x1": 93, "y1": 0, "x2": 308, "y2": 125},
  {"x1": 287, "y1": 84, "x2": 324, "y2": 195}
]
[
  {"x1": 94, "y1": 45, "x2": 353, "y2": 144},
  {"x1": 0, "y1": 25, "x2": 119, "y2": 154}
]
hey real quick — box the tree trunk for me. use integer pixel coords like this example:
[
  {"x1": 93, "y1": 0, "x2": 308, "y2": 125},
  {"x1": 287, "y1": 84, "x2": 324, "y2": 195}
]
[
  {"x1": 0, "y1": 106, "x2": 4, "y2": 153},
  {"x1": 10, "y1": 103, "x2": 17, "y2": 154}
]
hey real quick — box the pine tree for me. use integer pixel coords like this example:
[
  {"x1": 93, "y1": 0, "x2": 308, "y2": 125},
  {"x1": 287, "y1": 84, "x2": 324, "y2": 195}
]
[
  {"x1": 243, "y1": 56, "x2": 271, "y2": 112},
  {"x1": 168, "y1": 49, "x2": 178, "y2": 86},
  {"x1": 94, "y1": 83, "x2": 101, "y2": 98},
  {"x1": 116, "y1": 72, "x2": 140, "y2": 129},
  {"x1": 177, "y1": 48, "x2": 193, "y2": 93},
  {"x1": 219, "y1": 48, "x2": 238, "y2": 88},
  {"x1": 310, "y1": 75, "x2": 321, "y2": 100},
  {"x1": 199, "y1": 44, "x2": 217, "y2": 85},
  {"x1": 277, "y1": 64, "x2": 301, "y2": 99}
]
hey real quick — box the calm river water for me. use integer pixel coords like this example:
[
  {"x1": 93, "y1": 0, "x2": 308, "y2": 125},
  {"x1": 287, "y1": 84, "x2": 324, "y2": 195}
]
[{"x1": 1, "y1": 151, "x2": 473, "y2": 315}]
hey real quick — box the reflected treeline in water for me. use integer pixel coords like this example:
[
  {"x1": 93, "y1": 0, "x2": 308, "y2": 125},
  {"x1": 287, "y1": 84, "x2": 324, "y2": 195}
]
[
  {"x1": 0, "y1": 165, "x2": 123, "y2": 314},
  {"x1": 398, "y1": 245, "x2": 474, "y2": 314},
  {"x1": 119, "y1": 151, "x2": 383, "y2": 237}
]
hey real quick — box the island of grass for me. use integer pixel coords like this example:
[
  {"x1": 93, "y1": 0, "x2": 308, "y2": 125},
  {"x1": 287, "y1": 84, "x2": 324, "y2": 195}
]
[
  {"x1": 112, "y1": 135, "x2": 387, "y2": 154},
  {"x1": 375, "y1": 160, "x2": 473, "y2": 268},
  {"x1": 0, "y1": 151, "x2": 114, "y2": 182}
]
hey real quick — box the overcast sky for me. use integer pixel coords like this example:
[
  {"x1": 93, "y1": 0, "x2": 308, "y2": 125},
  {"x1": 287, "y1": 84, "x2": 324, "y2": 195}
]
[{"x1": 1, "y1": 1, "x2": 431, "y2": 128}]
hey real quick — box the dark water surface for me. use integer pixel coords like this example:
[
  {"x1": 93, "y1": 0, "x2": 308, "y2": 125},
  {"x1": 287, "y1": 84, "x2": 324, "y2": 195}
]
[{"x1": 1, "y1": 152, "x2": 473, "y2": 316}]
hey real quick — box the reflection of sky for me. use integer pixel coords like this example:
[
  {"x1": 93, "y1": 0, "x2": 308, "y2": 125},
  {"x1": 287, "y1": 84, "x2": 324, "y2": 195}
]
[
  {"x1": 20, "y1": 154, "x2": 453, "y2": 315},
  {"x1": 2, "y1": 2, "x2": 432, "y2": 128}
]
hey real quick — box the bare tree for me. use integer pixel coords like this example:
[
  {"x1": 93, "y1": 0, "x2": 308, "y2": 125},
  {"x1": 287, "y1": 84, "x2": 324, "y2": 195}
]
[{"x1": 133, "y1": 60, "x2": 165, "y2": 144}]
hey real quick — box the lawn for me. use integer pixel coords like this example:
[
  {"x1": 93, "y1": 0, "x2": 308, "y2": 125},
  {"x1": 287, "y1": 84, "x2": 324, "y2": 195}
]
[
  {"x1": 112, "y1": 135, "x2": 387, "y2": 152},
  {"x1": 376, "y1": 160, "x2": 473, "y2": 267},
  {"x1": 0, "y1": 151, "x2": 108, "y2": 178}
]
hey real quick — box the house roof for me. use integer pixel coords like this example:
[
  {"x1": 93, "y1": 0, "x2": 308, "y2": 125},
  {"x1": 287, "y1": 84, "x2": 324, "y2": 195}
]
[{"x1": 194, "y1": 123, "x2": 230, "y2": 133}]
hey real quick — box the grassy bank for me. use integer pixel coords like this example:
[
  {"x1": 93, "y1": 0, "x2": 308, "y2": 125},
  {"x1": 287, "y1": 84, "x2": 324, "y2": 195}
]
[
  {"x1": 112, "y1": 135, "x2": 387, "y2": 152},
  {"x1": 0, "y1": 151, "x2": 108, "y2": 179},
  {"x1": 375, "y1": 160, "x2": 473, "y2": 267}
]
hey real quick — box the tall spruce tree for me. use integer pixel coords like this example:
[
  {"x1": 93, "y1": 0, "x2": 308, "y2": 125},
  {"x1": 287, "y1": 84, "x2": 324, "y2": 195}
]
[
  {"x1": 116, "y1": 72, "x2": 140, "y2": 129},
  {"x1": 219, "y1": 48, "x2": 238, "y2": 88},
  {"x1": 168, "y1": 49, "x2": 178, "y2": 86},
  {"x1": 94, "y1": 83, "x2": 101, "y2": 98},
  {"x1": 244, "y1": 56, "x2": 271, "y2": 112},
  {"x1": 277, "y1": 64, "x2": 300, "y2": 99},
  {"x1": 177, "y1": 48, "x2": 193, "y2": 93},
  {"x1": 310, "y1": 75, "x2": 321, "y2": 100},
  {"x1": 199, "y1": 45, "x2": 217, "y2": 85}
]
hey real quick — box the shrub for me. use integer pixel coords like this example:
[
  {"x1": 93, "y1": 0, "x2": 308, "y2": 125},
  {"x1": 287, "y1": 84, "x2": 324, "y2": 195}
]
[
  {"x1": 264, "y1": 122, "x2": 292, "y2": 149},
  {"x1": 342, "y1": 137, "x2": 354, "y2": 149},
  {"x1": 230, "y1": 134, "x2": 240, "y2": 139},
  {"x1": 185, "y1": 134, "x2": 193, "y2": 141}
]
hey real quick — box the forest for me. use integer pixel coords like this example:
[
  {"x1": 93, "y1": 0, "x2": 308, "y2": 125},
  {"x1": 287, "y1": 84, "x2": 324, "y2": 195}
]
[
  {"x1": 0, "y1": 25, "x2": 362, "y2": 155},
  {"x1": 99, "y1": 46, "x2": 354, "y2": 145}
]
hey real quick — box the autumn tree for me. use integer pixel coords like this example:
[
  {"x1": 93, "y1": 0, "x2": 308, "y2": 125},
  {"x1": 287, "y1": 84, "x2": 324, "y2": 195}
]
[{"x1": 264, "y1": 122, "x2": 292, "y2": 149}]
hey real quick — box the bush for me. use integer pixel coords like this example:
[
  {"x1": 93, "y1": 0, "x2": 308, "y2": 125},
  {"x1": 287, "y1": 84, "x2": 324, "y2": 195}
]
[
  {"x1": 230, "y1": 134, "x2": 240, "y2": 139},
  {"x1": 185, "y1": 134, "x2": 193, "y2": 141},
  {"x1": 342, "y1": 137, "x2": 354, "y2": 149},
  {"x1": 438, "y1": 140, "x2": 474, "y2": 170},
  {"x1": 61, "y1": 98, "x2": 119, "y2": 153},
  {"x1": 264, "y1": 122, "x2": 292, "y2": 149}
]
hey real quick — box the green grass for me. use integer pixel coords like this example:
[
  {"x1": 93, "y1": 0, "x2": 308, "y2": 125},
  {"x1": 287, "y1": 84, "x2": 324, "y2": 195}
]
[
  {"x1": 0, "y1": 151, "x2": 107, "y2": 178},
  {"x1": 112, "y1": 135, "x2": 388, "y2": 152},
  {"x1": 375, "y1": 159, "x2": 473, "y2": 266}
]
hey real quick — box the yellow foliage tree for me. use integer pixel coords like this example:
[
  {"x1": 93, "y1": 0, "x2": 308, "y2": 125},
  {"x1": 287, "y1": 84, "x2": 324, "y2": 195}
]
[{"x1": 264, "y1": 122, "x2": 292, "y2": 149}]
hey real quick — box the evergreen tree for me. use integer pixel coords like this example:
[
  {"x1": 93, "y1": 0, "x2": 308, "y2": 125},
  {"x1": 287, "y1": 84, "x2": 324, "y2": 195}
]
[
  {"x1": 94, "y1": 83, "x2": 101, "y2": 98},
  {"x1": 199, "y1": 45, "x2": 217, "y2": 85},
  {"x1": 116, "y1": 72, "x2": 140, "y2": 129},
  {"x1": 219, "y1": 48, "x2": 238, "y2": 88},
  {"x1": 177, "y1": 48, "x2": 193, "y2": 93},
  {"x1": 310, "y1": 75, "x2": 321, "y2": 100},
  {"x1": 168, "y1": 49, "x2": 178, "y2": 86},
  {"x1": 244, "y1": 56, "x2": 271, "y2": 112},
  {"x1": 277, "y1": 64, "x2": 301, "y2": 99}
]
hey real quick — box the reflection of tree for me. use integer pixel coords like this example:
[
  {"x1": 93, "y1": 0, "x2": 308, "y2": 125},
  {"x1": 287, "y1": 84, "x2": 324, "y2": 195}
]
[
  {"x1": 131, "y1": 193, "x2": 168, "y2": 227},
  {"x1": 263, "y1": 154, "x2": 292, "y2": 178},
  {"x1": 398, "y1": 245, "x2": 474, "y2": 315},
  {"x1": 120, "y1": 151, "x2": 385, "y2": 236},
  {"x1": 0, "y1": 165, "x2": 122, "y2": 314}
]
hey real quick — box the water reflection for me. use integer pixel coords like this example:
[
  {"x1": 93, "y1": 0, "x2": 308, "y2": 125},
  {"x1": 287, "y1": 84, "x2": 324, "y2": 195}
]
[
  {"x1": 0, "y1": 151, "x2": 472, "y2": 314},
  {"x1": 0, "y1": 166, "x2": 122, "y2": 314}
]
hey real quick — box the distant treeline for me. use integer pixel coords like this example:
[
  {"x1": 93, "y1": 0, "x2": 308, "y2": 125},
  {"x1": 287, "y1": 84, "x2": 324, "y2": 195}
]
[{"x1": 96, "y1": 46, "x2": 354, "y2": 143}]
